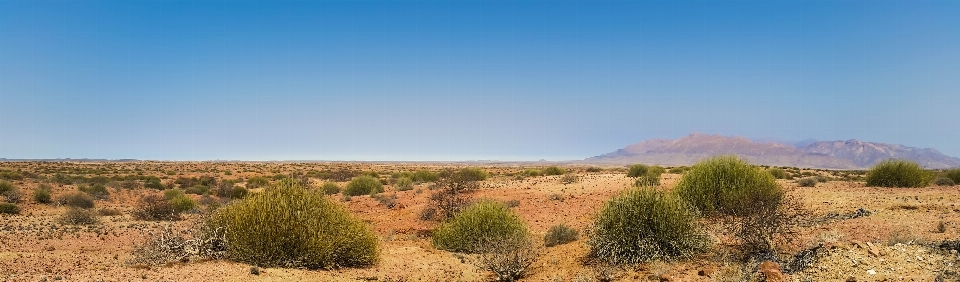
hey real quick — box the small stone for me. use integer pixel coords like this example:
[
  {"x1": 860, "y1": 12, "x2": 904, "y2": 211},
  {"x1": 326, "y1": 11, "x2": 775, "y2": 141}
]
[
  {"x1": 758, "y1": 261, "x2": 785, "y2": 282},
  {"x1": 867, "y1": 269, "x2": 877, "y2": 275},
  {"x1": 846, "y1": 276, "x2": 857, "y2": 282},
  {"x1": 250, "y1": 266, "x2": 260, "y2": 275}
]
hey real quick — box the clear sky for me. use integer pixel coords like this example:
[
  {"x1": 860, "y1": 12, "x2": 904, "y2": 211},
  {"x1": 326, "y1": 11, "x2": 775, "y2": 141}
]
[{"x1": 1, "y1": 0, "x2": 958, "y2": 161}]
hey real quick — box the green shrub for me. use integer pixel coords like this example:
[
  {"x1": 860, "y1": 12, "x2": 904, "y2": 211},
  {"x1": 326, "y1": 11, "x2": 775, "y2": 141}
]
[
  {"x1": 33, "y1": 185, "x2": 52, "y2": 204},
  {"x1": 185, "y1": 185, "x2": 209, "y2": 195},
  {"x1": 943, "y1": 169, "x2": 960, "y2": 185},
  {"x1": 231, "y1": 186, "x2": 248, "y2": 199},
  {"x1": 633, "y1": 166, "x2": 665, "y2": 187},
  {"x1": 672, "y1": 156, "x2": 782, "y2": 217},
  {"x1": 163, "y1": 189, "x2": 186, "y2": 200},
  {"x1": 206, "y1": 179, "x2": 379, "y2": 269},
  {"x1": 797, "y1": 177, "x2": 818, "y2": 187},
  {"x1": 768, "y1": 168, "x2": 788, "y2": 179},
  {"x1": 432, "y1": 199, "x2": 528, "y2": 253},
  {"x1": 0, "y1": 180, "x2": 14, "y2": 194},
  {"x1": 668, "y1": 167, "x2": 686, "y2": 174},
  {"x1": 246, "y1": 176, "x2": 270, "y2": 189},
  {"x1": 169, "y1": 194, "x2": 197, "y2": 213},
  {"x1": 935, "y1": 177, "x2": 955, "y2": 186},
  {"x1": 586, "y1": 167, "x2": 603, "y2": 173},
  {"x1": 456, "y1": 167, "x2": 489, "y2": 181},
  {"x1": 543, "y1": 166, "x2": 565, "y2": 176},
  {"x1": 345, "y1": 175, "x2": 384, "y2": 196},
  {"x1": 56, "y1": 192, "x2": 95, "y2": 209},
  {"x1": 627, "y1": 164, "x2": 666, "y2": 177},
  {"x1": 412, "y1": 170, "x2": 440, "y2": 183},
  {"x1": 544, "y1": 224, "x2": 579, "y2": 247},
  {"x1": 144, "y1": 176, "x2": 165, "y2": 190},
  {"x1": 321, "y1": 182, "x2": 341, "y2": 195},
  {"x1": 865, "y1": 160, "x2": 934, "y2": 188},
  {"x1": 0, "y1": 203, "x2": 19, "y2": 214},
  {"x1": 78, "y1": 183, "x2": 110, "y2": 200},
  {"x1": 522, "y1": 169, "x2": 543, "y2": 177},
  {"x1": 395, "y1": 177, "x2": 414, "y2": 191},
  {"x1": 589, "y1": 188, "x2": 709, "y2": 264}
]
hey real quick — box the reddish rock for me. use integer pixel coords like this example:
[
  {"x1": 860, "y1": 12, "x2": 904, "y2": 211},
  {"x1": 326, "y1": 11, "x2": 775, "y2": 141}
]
[{"x1": 758, "y1": 261, "x2": 785, "y2": 282}]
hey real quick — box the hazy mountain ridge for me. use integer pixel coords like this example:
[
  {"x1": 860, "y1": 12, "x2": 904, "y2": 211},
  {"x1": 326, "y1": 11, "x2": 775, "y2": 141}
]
[{"x1": 587, "y1": 133, "x2": 960, "y2": 169}]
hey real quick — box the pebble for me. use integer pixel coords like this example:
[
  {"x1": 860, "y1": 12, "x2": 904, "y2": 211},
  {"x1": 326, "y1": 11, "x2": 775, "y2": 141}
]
[{"x1": 867, "y1": 269, "x2": 876, "y2": 275}]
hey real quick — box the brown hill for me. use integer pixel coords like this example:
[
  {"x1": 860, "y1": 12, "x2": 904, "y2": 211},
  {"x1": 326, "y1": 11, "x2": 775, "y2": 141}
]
[{"x1": 586, "y1": 133, "x2": 960, "y2": 169}]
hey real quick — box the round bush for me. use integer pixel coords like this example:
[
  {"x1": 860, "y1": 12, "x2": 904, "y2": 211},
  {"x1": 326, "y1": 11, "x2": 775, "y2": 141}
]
[
  {"x1": 768, "y1": 168, "x2": 788, "y2": 179},
  {"x1": 627, "y1": 164, "x2": 651, "y2": 178},
  {"x1": 935, "y1": 177, "x2": 956, "y2": 186},
  {"x1": 33, "y1": 185, "x2": 52, "y2": 204},
  {"x1": 589, "y1": 188, "x2": 709, "y2": 264},
  {"x1": 432, "y1": 199, "x2": 528, "y2": 253},
  {"x1": 345, "y1": 176, "x2": 384, "y2": 196},
  {"x1": 231, "y1": 186, "x2": 248, "y2": 199},
  {"x1": 78, "y1": 184, "x2": 109, "y2": 200},
  {"x1": 672, "y1": 156, "x2": 782, "y2": 217},
  {"x1": 207, "y1": 179, "x2": 379, "y2": 269},
  {"x1": 412, "y1": 170, "x2": 440, "y2": 183},
  {"x1": 544, "y1": 224, "x2": 579, "y2": 247},
  {"x1": 542, "y1": 166, "x2": 565, "y2": 176},
  {"x1": 321, "y1": 182, "x2": 341, "y2": 195},
  {"x1": 56, "y1": 192, "x2": 95, "y2": 209},
  {"x1": 0, "y1": 180, "x2": 14, "y2": 194},
  {"x1": 797, "y1": 177, "x2": 818, "y2": 187},
  {"x1": 0, "y1": 203, "x2": 19, "y2": 214},
  {"x1": 865, "y1": 160, "x2": 933, "y2": 188},
  {"x1": 455, "y1": 167, "x2": 489, "y2": 181},
  {"x1": 395, "y1": 177, "x2": 414, "y2": 191},
  {"x1": 942, "y1": 169, "x2": 960, "y2": 185}
]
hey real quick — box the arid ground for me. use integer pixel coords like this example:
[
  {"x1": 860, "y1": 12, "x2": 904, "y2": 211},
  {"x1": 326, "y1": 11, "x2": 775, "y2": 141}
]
[{"x1": 1, "y1": 162, "x2": 958, "y2": 281}]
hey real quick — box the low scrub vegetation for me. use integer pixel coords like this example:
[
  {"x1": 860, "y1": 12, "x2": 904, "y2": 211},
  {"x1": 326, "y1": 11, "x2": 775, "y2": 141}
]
[
  {"x1": 206, "y1": 179, "x2": 379, "y2": 269},
  {"x1": 432, "y1": 199, "x2": 528, "y2": 253},
  {"x1": 344, "y1": 175, "x2": 384, "y2": 196},
  {"x1": 865, "y1": 159, "x2": 933, "y2": 188},
  {"x1": 935, "y1": 177, "x2": 955, "y2": 186},
  {"x1": 56, "y1": 192, "x2": 95, "y2": 209},
  {"x1": 0, "y1": 202, "x2": 19, "y2": 214},
  {"x1": 542, "y1": 166, "x2": 565, "y2": 176},
  {"x1": 627, "y1": 164, "x2": 665, "y2": 186},
  {"x1": 768, "y1": 168, "x2": 789, "y2": 179},
  {"x1": 673, "y1": 156, "x2": 782, "y2": 217},
  {"x1": 321, "y1": 182, "x2": 340, "y2": 195},
  {"x1": 544, "y1": 224, "x2": 579, "y2": 247},
  {"x1": 33, "y1": 185, "x2": 52, "y2": 204},
  {"x1": 395, "y1": 177, "x2": 414, "y2": 191},
  {"x1": 797, "y1": 177, "x2": 818, "y2": 187},
  {"x1": 59, "y1": 207, "x2": 99, "y2": 225},
  {"x1": 132, "y1": 194, "x2": 182, "y2": 221},
  {"x1": 942, "y1": 168, "x2": 960, "y2": 185},
  {"x1": 78, "y1": 184, "x2": 110, "y2": 200},
  {"x1": 589, "y1": 188, "x2": 709, "y2": 264},
  {"x1": 477, "y1": 235, "x2": 540, "y2": 282},
  {"x1": 0, "y1": 180, "x2": 18, "y2": 203}
]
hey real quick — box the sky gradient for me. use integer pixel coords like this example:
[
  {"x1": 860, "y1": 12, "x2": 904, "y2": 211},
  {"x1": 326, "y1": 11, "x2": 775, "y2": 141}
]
[{"x1": 1, "y1": 0, "x2": 959, "y2": 161}]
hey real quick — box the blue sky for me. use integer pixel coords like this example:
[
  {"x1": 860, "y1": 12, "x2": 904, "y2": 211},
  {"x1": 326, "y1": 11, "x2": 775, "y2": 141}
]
[{"x1": 1, "y1": 0, "x2": 959, "y2": 161}]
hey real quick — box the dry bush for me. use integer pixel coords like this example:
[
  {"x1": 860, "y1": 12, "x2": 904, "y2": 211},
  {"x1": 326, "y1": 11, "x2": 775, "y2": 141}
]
[
  {"x1": 886, "y1": 227, "x2": 923, "y2": 245},
  {"x1": 424, "y1": 170, "x2": 480, "y2": 220},
  {"x1": 98, "y1": 207, "x2": 123, "y2": 216},
  {"x1": 935, "y1": 177, "x2": 955, "y2": 186},
  {"x1": 395, "y1": 177, "x2": 414, "y2": 191},
  {"x1": 78, "y1": 183, "x2": 110, "y2": 200},
  {"x1": 33, "y1": 185, "x2": 52, "y2": 204},
  {"x1": 132, "y1": 194, "x2": 182, "y2": 221},
  {"x1": 59, "y1": 207, "x2": 99, "y2": 225},
  {"x1": 476, "y1": 236, "x2": 541, "y2": 282},
  {"x1": 55, "y1": 192, "x2": 95, "y2": 209},
  {"x1": 372, "y1": 193, "x2": 398, "y2": 209},
  {"x1": 345, "y1": 175, "x2": 384, "y2": 196},
  {"x1": 945, "y1": 169, "x2": 960, "y2": 185},
  {"x1": 127, "y1": 225, "x2": 227, "y2": 267},
  {"x1": 797, "y1": 177, "x2": 818, "y2": 187},
  {"x1": 544, "y1": 224, "x2": 579, "y2": 247},
  {"x1": 728, "y1": 193, "x2": 808, "y2": 257},
  {"x1": 560, "y1": 174, "x2": 580, "y2": 184}
]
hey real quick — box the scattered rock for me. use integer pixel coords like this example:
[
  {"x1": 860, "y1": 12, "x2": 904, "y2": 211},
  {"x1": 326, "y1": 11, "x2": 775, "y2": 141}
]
[
  {"x1": 867, "y1": 269, "x2": 876, "y2": 275},
  {"x1": 845, "y1": 276, "x2": 857, "y2": 282},
  {"x1": 698, "y1": 268, "x2": 714, "y2": 277}
]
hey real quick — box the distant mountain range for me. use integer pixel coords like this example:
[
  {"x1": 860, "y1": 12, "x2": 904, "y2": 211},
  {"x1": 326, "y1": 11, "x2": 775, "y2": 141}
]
[{"x1": 586, "y1": 133, "x2": 960, "y2": 169}]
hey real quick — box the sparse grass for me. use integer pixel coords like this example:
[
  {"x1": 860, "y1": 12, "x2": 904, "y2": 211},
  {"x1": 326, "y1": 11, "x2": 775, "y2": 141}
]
[
  {"x1": 0, "y1": 203, "x2": 19, "y2": 214},
  {"x1": 345, "y1": 175, "x2": 384, "y2": 196},
  {"x1": 886, "y1": 227, "x2": 922, "y2": 245},
  {"x1": 206, "y1": 179, "x2": 379, "y2": 269},
  {"x1": 412, "y1": 170, "x2": 440, "y2": 183},
  {"x1": 544, "y1": 224, "x2": 579, "y2": 247},
  {"x1": 372, "y1": 193, "x2": 398, "y2": 209},
  {"x1": 560, "y1": 174, "x2": 580, "y2": 184},
  {"x1": 672, "y1": 156, "x2": 782, "y2": 217},
  {"x1": 432, "y1": 199, "x2": 528, "y2": 253},
  {"x1": 865, "y1": 159, "x2": 934, "y2": 188},
  {"x1": 504, "y1": 199, "x2": 520, "y2": 208},
  {"x1": 477, "y1": 235, "x2": 540, "y2": 282},
  {"x1": 589, "y1": 188, "x2": 709, "y2": 264},
  {"x1": 0, "y1": 180, "x2": 19, "y2": 203}
]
